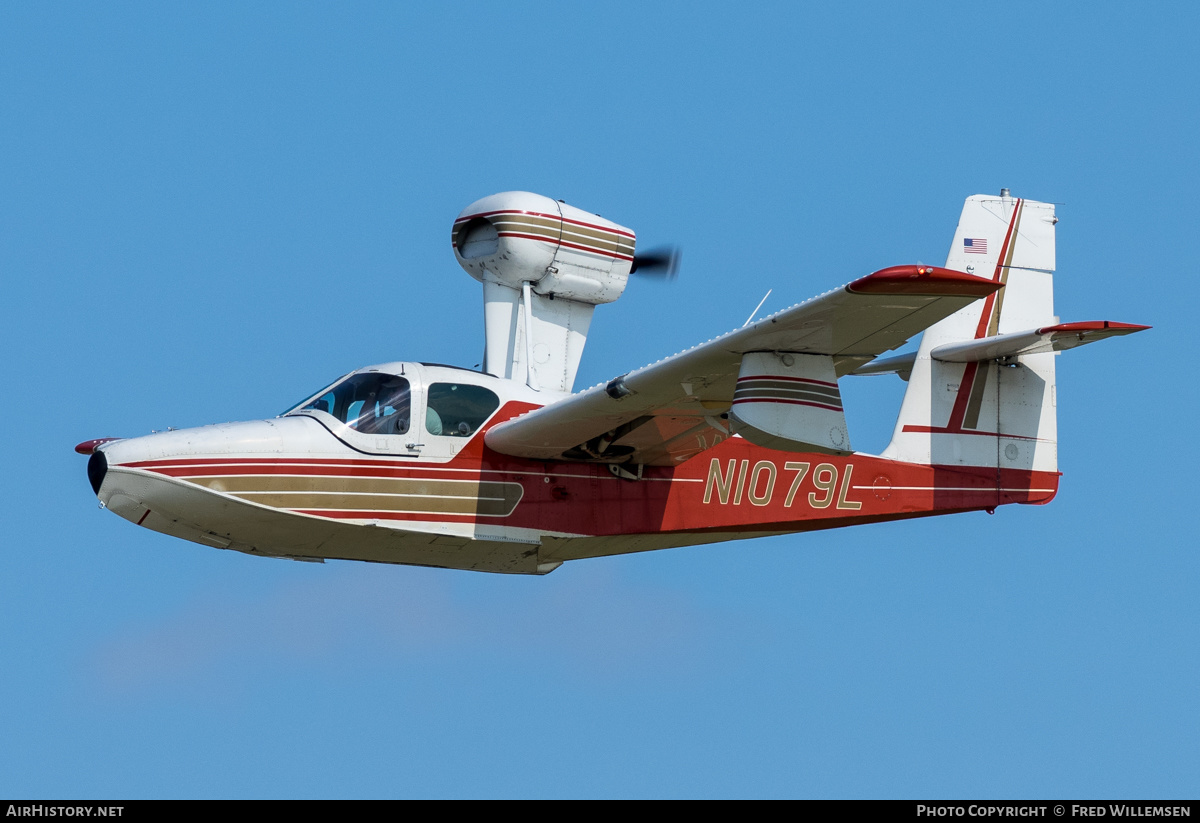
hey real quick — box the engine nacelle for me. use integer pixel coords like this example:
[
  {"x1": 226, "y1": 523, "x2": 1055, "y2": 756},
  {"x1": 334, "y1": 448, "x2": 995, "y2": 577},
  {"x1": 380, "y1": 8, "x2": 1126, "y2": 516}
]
[{"x1": 452, "y1": 191, "x2": 636, "y2": 305}]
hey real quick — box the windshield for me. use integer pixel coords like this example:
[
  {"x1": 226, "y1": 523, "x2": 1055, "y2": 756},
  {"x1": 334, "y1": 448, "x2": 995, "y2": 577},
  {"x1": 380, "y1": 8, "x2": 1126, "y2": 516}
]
[
  {"x1": 279, "y1": 375, "x2": 349, "y2": 417},
  {"x1": 298, "y1": 373, "x2": 412, "y2": 435}
]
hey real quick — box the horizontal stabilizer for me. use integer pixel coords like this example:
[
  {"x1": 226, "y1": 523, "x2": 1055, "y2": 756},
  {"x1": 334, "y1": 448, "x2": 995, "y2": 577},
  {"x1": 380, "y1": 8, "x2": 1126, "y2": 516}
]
[
  {"x1": 851, "y1": 351, "x2": 917, "y2": 380},
  {"x1": 930, "y1": 321, "x2": 1150, "y2": 363}
]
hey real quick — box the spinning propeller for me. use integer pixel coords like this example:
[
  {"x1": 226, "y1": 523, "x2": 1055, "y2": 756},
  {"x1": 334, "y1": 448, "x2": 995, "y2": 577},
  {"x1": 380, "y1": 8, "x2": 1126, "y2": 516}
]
[{"x1": 630, "y1": 246, "x2": 682, "y2": 280}]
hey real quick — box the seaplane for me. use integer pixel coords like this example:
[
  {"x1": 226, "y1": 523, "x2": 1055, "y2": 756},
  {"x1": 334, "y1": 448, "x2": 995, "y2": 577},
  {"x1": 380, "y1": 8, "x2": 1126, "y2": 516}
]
[{"x1": 77, "y1": 190, "x2": 1148, "y2": 574}]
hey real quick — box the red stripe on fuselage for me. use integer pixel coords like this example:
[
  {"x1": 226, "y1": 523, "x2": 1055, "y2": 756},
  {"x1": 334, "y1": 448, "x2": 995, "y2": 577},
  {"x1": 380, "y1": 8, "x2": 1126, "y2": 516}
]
[
  {"x1": 124, "y1": 456, "x2": 428, "y2": 469},
  {"x1": 143, "y1": 463, "x2": 482, "y2": 480},
  {"x1": 117, "y1": 444, "x2": 1059, "y2": 538}
]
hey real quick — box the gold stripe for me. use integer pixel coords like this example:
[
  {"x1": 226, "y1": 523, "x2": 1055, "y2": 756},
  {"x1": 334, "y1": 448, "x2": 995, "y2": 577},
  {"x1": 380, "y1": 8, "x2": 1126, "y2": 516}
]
[
  {"x1": 483, "y1": 212, "x2": 631, "y2": 242},
  {"x1": 988, "y1": 201, "x2": 1023, "y2": 337},
  {"x1": 557, "y1": 222, "x2": 634, "y2": 246},
  {"x1": 495, "y1": 227, "x2": 630, "y2": 258},
  {"x1": 490, "y1": 214, "x2": 562, "y2": 233},
  {"x1": 233, "y1": 491, "x2": 519, "y2": 516},
  {"x1": 559, "y1": 229, "x2": 635, "y2": 256},
  {"x1": 492, "y1": 215, "x2": 635, "y2": 250},
  {"x1": 455, "y1": 213, "x2": 636, "y2": 258},
  {"x1": 962, "y1": 365, "x2": 990, "y2": 430},
  {"x1": 735, "y1": 380, "x2": 841, "y2": 397},
  {"x1": 187, "y1": 475, "x2": 495, "y2": 495},
  {"x1": 455, "y1": 212, "x2": 637, "y2": 259},
  {"x1": 456, "y1": 210, "x2": 634, "y2": 239},
  {"x1": 183, "y1": 475, "x2": 524, "y2": 517}
]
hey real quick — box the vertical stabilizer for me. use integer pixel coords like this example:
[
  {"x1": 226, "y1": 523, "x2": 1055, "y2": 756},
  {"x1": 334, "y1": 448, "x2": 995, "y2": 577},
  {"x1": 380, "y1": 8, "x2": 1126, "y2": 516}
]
[{"x1": 882, "y1": 194, "x2": 1059, "y2": 475}]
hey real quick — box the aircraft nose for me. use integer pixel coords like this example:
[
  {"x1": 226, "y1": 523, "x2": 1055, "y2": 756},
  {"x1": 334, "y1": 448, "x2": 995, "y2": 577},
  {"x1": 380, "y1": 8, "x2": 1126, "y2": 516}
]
[{"x1": 87, "y1": 450, "x2": 108, "y2": 496}]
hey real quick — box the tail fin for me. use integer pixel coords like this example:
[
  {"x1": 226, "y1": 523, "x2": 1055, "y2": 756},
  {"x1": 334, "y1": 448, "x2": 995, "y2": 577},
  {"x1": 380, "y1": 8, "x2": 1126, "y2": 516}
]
[{"x1": 882, "y1": 194, "x2": 1060, "y2": 476}]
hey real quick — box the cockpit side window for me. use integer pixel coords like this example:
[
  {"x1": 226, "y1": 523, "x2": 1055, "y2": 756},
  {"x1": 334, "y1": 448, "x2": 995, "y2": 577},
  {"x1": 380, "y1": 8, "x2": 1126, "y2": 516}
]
[
  {"x1": 300, "y1": 373, "x2": 411, "y2": 435},
  {"x1": 425, "y1": 383, "x2": 500, "y2": 437}
]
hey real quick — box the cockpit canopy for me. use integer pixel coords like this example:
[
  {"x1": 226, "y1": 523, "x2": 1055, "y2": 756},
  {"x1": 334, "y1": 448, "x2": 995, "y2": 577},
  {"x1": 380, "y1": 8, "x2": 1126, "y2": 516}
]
[
  {"x1": 286, "y1": 365, "x2": 504, "y2": 449},
  {"x1": 302, "y1": 372, "x2": 412, "y2": 435}
]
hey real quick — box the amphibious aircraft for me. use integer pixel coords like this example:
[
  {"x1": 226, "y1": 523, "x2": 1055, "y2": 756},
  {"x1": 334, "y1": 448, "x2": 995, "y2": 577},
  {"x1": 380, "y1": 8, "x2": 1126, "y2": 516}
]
[{"x1": 78, "y1": 190, "x2": 1148, "y2": 574}]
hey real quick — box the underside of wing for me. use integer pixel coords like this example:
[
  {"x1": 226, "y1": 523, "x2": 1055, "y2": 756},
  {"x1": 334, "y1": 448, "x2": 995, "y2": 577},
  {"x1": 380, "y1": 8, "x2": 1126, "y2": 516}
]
[{"x1": 484, "y1": 265, "x2": 1001, "y2": 466}]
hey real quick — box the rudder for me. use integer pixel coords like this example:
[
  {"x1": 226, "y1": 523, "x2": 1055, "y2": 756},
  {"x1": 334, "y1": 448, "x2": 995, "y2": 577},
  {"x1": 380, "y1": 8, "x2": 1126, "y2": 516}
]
[{"x1": 882, "y1": 193, "x2": 1060, "y2": 477}]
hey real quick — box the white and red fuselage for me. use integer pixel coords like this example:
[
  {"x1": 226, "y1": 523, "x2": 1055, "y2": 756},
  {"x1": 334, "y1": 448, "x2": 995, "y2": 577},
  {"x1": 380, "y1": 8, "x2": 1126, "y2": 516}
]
[
  {"x1": 82, "y1": 360, "x2": 1058, "y2": 575},
  {"x1": 81, "y1": 191, "x2": 1145, "y2": 574}
]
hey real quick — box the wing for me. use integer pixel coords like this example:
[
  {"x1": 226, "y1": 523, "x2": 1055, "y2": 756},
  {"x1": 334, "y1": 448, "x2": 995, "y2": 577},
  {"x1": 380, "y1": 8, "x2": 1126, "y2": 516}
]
[{"x1": 484, "y1": 265, "x2": 1001, "y2": 466}]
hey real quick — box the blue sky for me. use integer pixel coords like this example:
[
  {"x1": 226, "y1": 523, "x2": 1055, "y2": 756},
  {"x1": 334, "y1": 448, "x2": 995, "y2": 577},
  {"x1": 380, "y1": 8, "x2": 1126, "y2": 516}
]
[{"x1": 2, "y1": 1, "x2": 1195, "y2": 798}]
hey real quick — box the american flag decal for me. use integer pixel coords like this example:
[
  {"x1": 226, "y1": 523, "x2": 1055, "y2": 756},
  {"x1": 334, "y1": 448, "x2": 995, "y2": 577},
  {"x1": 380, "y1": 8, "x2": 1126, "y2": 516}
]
[{"x1": 964, "y1": 237, "x2": 988, "y2": 254}]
